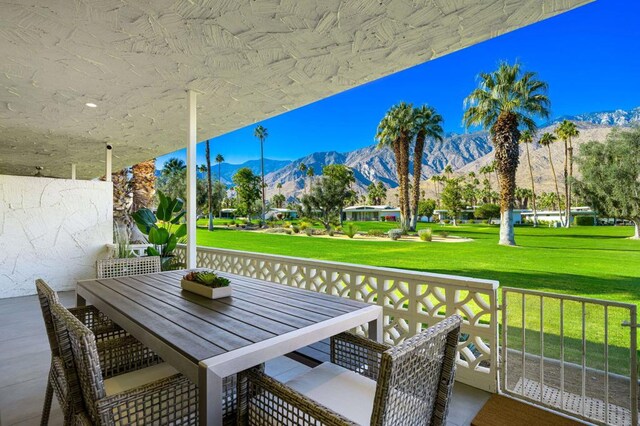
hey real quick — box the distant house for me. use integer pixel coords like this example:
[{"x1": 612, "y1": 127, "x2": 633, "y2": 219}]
[
  {"x1": 521, "y1": 206, "x2": 596, "y2": 225},
  {"x1": 219, "y1": 208, "x2": 237, "y2": 219},
  {"x1": 435, "y1": 207, "x2": 526, "y2": 224},
  {"x1": 342, "y1": 205, "x2": 400, "y2": 222},
  {"x1": 265, "y1": 208, "x2": 298, "y2": 220}
]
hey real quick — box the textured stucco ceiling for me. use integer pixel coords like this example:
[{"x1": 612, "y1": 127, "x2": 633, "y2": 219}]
[{"x1": 0, "y1": 0, "x2": 590, "y2": 179}]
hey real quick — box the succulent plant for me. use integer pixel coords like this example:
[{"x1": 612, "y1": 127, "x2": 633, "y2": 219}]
[{"x1": 183, "y1": 270, "x2": 230, "y2": 288}]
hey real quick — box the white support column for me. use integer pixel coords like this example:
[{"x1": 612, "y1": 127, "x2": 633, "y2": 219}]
[
  {"x1": 71, "y1": 164, "x2": 77, "y2": 180},
  {"x1": 105, "y1": 144, "x2": 112, "y2": 182},
  {"x1": 186, "y1": 90, "x2": 197, "y2": 269}
]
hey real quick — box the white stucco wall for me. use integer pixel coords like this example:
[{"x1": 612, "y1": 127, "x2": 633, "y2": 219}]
[{"x1": 0, "y1": 175, "x2": 112, "y2": 298}]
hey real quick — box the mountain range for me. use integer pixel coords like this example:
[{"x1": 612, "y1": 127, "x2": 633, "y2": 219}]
[{"x1": 193, "y1": 106, "x2": 639, "y2": 202}]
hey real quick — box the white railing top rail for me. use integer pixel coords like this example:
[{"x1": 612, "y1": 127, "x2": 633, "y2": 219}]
[
  {"x1": 503, "y1": 286, "x2": 637, "y2": 310},
  {"x1": 178, "y1": 244, "x2": 499, "y2": 291}
]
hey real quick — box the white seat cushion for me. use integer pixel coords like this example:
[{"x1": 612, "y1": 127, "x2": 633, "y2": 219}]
[
  {"x1": 103, "y1": 363, "x2": 178, "y2": 396},
  {"x1": 285, "y1": 362, "x2": 377, "y2": 425}
]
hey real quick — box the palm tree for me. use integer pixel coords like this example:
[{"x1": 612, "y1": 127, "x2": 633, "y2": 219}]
[
  {"x1": 555, "y1": 120, "x2": 579, "y2": 227},
  {"x1": 131, "y1": 159, "x2": 156, "y2": 213},
  {"x1": 200, "y1": 140, "x2": 214, "y2": 231},
  {"x1": 410, "y1": 105, "x2": 443, "y2": 230},
  {"x1": 443, "y1": 164, "x2": 453, "y2": 179},
  {"x1": 298, "y1": 163, "x2": 308, "y2": 192},
  {"x1": 254, "y1": 125, "x2": 268, "y2": 224},
  {"x1": 276, "y1": 182, "x2": 282, "y2": 194},
  {"x1": 463, "y1": 62, "x2": 550, "y2": 245},
  {"x1": 306, "y1": 166, "x2": 315, "y2": 192},
  {"x1": 215, "y1": 154, "x2": 224, "y2": 182},
  {"x1": 519, "y1": 130, "x2": 538, "y2": 226},
  {"x1": 539, "y1": 132, "x2": 563, "y2": 221},
  {"x1": 375, "y1": 102, "x2": 415, "y2": 230},
  {"x1": 162, "y1": 158, "x2": 186, "y2": 176},
  {"x1": 112, "y1": 168, "x2": 132, "y2": 230}
]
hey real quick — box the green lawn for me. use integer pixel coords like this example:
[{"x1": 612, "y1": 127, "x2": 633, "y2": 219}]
[
  {"x1": 197, "y1": 222, "x2": 640, "y2": 304},
  {"x1": 195, "y1": 221, "x2": 640, "y2": 373}
]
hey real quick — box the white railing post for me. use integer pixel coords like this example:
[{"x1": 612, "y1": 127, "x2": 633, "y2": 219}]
[{"x1": 185, "y1": 90, "x2": 197, "y2": 269}]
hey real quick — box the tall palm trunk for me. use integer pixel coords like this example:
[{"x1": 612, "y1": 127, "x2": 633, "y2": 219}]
[
  {"x1": 131, "y1": 160, "x2": 156, "y2": 212},
  {"x1": 525, "y1": 143, "x2": 538, "y2": 226},
  {"x1": 112, "y1": 168, "x2": 132, "y2": 230},
  {"x1": 567, "y1": 137, "x2": 574, "y2": 227},
  {"x1": 410, "y1": 132, "x2": 426, "y2": 230},
  {"x1": 400, "y1": 134, "x2": 411, "y2": 230},
  {"x1": 546, "y1": 144, "x2": 563, "y2": 224},
  {"x1": 391, "y1": 142, "x2": 406, "y2": 226},
  {"x1": 492, "y1": 112, "x2": 520, "y2": 246},
  {"x1": 205, "y1": 141, "x2": 213, "y2": 231},
  {"x1": 260, "y1": 138, "x2": 266, "y2": 224},
  {"x1": 563, "y1": 139, "x2": 570, "y2": 227}
]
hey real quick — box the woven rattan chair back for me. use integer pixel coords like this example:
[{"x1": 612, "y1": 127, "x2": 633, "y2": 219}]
[
  {"x1": 96, "y1": 256, "x2": 161, "y2": 278},
  {"x1": 36, "y1": 279, "x2": 62, "y2": 356},
  {"x1": 371, "y1": 314, "x2": 462, "y2": 426},
  {"x1": 51, "y1": 302, "x2": 106, "y2": 424}
]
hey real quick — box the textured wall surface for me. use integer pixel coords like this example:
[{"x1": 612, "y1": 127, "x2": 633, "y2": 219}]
[
  {"x1": 0, "y1": 0, "x2": 591, "y2": 179},
  {"x1": 0, "y1": 176, "x2": 112, "y2": 298}
]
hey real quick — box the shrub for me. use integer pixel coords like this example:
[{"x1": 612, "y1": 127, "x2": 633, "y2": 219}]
[
  {"x1": 482, "y1": 219, "x2": 489, "y2": 224},
  {"x1": 418, "y1": 229, "x2": 432, "y2": 242},
  {"x1": 385, "y1": 215, "x2": 397, "y2": 222},
  {"x1": 367, "y1": 229, "x2": 385, "y2": 237},
  {"x1": 335, "y1": 226, "x2": 343, "y2": 233},
  {"x1": 304, "y1": 227, "x2": 314, "y2": 236},
  {"x1": 291, "y1": 225, "x2": 300, "y2": 233},
  {"x1": 300, "y1": 221, "x2": 310, "y2": 230},
  {"x1": 229, "y1": 220, "x2": 236, "y2": 225},
  {"x1": 439, "y1": 231, "x2": 449, "y2": 238},
  {"x1": 283, "y1": 222, "x2": 291, "y2": 228},
  {"x1": 388, "y1": 229, "x2": 403, "y2": 241},
  {"x1": 380, "y1": 216, "x2": 386, "y2": 222},
  {"x1": 443, "y1": 219, "x2": 451, "y2": 225},
  {"x1": 344, "y1": 223, "x2": 359, "y2": 239},
  {"x1": 265, "y1": 227, "x2": 292, "y2": 235},
  {"x1": 575, "y1": 216, "x2": 595, "y2": 226}
]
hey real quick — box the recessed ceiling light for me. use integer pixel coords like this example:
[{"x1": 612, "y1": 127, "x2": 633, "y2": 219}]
[{"x1": 85, "y1": 102, "x2": 97, "y2": 108}]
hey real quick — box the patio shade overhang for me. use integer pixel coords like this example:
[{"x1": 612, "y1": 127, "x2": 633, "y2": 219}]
[{"x1": 0, "y1": 0, "x2": 591, "y2": 178}]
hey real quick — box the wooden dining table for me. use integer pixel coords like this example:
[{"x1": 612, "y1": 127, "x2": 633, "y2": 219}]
[{"x1": 76, "y1": 269, "x2": 383, "y2": 426}]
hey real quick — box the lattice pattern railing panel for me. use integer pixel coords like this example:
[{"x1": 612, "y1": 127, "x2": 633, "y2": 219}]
[{"x1": 175, "y1": 245, "x2": 499, "y2": 392}]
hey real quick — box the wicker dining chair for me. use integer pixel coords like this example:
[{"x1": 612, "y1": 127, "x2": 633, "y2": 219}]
[
  {"x1": 96, "y1": 255, "x2": 161, "y2": 279},
  {"x1": 237, "y1": 314, "x2": 462, "y2": 426},
  {"x1": 50, "y1": 301, "x2": 200, "y2": 425},
  {"x1": 36, "y1": 279, "x2": 160, "y2": 425}
]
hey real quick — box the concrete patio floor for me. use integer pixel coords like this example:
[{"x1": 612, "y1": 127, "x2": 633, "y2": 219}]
[{"x1": 0, "y1": 290, "x2": 490, "y2": 425}]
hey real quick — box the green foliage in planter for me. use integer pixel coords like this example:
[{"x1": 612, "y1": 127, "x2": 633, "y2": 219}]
[
  {"x1": 132, "y1": 191, "x2": 186, "y2": 270},
  {"x1": 184, "y1": 271, "x2": 230, "y2": 288},
  {"x1": 439, "y1": 231, "x2": 450, "y2": 238}
]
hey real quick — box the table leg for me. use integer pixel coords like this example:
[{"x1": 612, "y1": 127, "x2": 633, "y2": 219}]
[
  {"x1": 368, "y1": 310, "x2": 383, "y2": 343},
  {"x1": 198, "y1": 362, "x2": 223, "y2": 426}
]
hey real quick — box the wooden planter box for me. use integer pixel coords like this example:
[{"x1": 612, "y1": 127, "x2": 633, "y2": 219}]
[{"x1": 180, "y1": 279, "x2": 232, "y2": 299}]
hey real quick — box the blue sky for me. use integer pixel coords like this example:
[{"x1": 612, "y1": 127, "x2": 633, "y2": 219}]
[{"x1": 157, "y1": 0, "x2": 640, "y2": 167}]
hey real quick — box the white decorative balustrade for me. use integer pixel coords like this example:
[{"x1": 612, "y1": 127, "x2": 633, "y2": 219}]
[{"x1": 176, "y1": 245, "x2": 499, "y2": 392}]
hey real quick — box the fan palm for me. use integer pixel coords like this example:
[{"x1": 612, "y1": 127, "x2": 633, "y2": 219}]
[
  {"x1": 410, "y1": 105, "x2": 444, "y2": 230},
  {"x1": 306, "y1": 166, "x2": 315, "y2": 192},
  {"x1": 519, "y1": 130, "x2": 538, "y2": 226},
  {"x1": 463, "y1": 62, "x2": 550, "y2": 245},
  {"x1": 375, "y1": 102, "x2": 415, "y2": 230},
  {"x1": 555, "y1": 120, "x2": 580, "y2": 227},
  {"x1": 202, "y1": 140, "x2": 214, "y2": 231},
  {"x1": 215, "y1": 154, "x2": 224, "y2": 182},
  {"x1": 130, "y1": 160, "x2": 156, "y2": 214},
  {"x1": 162, "y1": 158, "x2": 186, "y2": 176},
  {"x1": 539, "y1": 132, "x2": 563, "y2": 220},
  {"x1": 298, "y1": 163, "x2": 308, "y2": 193},
  {"x1": 254, "y1": 125, "x2": 268, "y2": 223}
]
